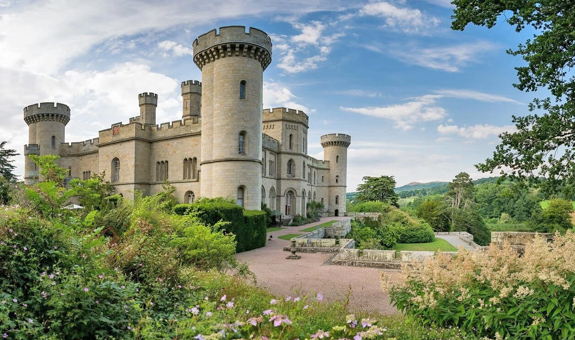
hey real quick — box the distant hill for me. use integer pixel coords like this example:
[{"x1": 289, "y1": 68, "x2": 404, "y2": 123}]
[{"x1": 395, "y1": 181, "x2": 448, "y2": 192}]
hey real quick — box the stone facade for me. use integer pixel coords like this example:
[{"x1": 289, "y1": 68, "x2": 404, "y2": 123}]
[{"x1": 22, "y1": 26, "x2": 350, "y2": 215}]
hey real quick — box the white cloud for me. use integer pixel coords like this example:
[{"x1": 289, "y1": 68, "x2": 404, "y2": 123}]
[
  {"x1": 389, "y1": 41, "x2": 498, "y2": 72},
  {"x1": 340, "y1": 95, "x2": 446, "y2": 130},
  {"x1": 157, "y1": 40, "x2": 194, "y2": 57},
  {"x1": 434, "y1": 89, "x2": 523, "y2": 104},
  {"x1": 334, "y1": 89, "x2": 382, "y2": 97},
  {"x1": 359, "y1": 1, "x2": 440, "y2": 34},
  {"x1": 437, "y1": 124, "x2": 517, "y2": 139},
  {"x1": 263, "y1": 81, "x2": 310, "y2": 113},
  {"x1": 291, "y1": 21, "x2": 325, "y2": 45}
]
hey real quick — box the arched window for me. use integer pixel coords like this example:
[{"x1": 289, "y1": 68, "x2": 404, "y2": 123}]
[
  {"x1": 239, "y1": 80, "x2": 246, "y2": 99},
  {"x1": 238, "y1": 131, "x2": 246, "y2": 154},
  {"x1": 302, "y1": 161, "x2": 306, "y2": 178},
  {"x1": 287, "y1": 159, "x2": 294, "y2": 177},
  {"x1": 336, "y1": 155, "x2": 339, "y2": 163},
  {"x1": 111, "y1": 158, "x2": 120, "y2": 183},
  {"x1": 269, "y1": 186, "x2": 276, "y2": 210},
  {"x1": 68, "y1": 167, "x2": 71, "y2": 177},
  {"x1": 157, "y1": 161, "x2": 169, "y2": 181},
  {"x1": 285, "y1": 190, "x2": 294, "y2": 215},
  {"x1": 335, "y1": 175, "x2": 339, "y2": 183},
  {"x1": 314, "y1": 171, "x2": 316, "y2": 185},
  {"x1": 51, "y1": 136, "x2": 56, "y2": 149},
  {"x1": 185, "y1": 191, "x2": 195, "y2": 204},
  {"x1": 322, "y1": 175, "x2": 324, "y2": 182},
  {"x1": 321, "y1": 197, "x2": 324, "y2": 205},
  {"x1": 313, "y1": 192, "x2": 316, "y2": 201},
  {"x1": 302, "y1": 189, "x2": 306, "y2": 216},
  {"x1": 183, "y1": 158, "x2": 189, "y2": 179},
  {"x1": 289, "y1": 134, "x2": 293, "y2": 150},
  {"x1": 335, "y1": 195, "x2": 339, "y2": 205},
  {"x1": 237, "y1": 186, "x2": 245, "y2": 208},
  {"x1": 192, "y1": 157, "x2": 197, "y2": 179},
  {"x1": 262, "y1": 186, "x2": 266, "y2": 205}
]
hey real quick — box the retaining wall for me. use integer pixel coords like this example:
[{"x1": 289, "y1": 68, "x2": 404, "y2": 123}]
[{"x1": 491, "y1": 232, "x2": 554, "y2": 253}]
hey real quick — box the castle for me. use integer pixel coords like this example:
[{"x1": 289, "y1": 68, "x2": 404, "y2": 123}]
[{"x1": 22, "y1": 26, "x2": 351, "y2": 216}]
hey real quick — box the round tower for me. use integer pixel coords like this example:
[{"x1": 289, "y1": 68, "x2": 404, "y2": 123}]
[
  {"x1": 193, "y1": 26, "x2": 272, "y2": 210},
  {"x1": 23, "y1": 102, "x2": 71, "y2": 184},
  {"x1": 321, "y1": 133, "x2": 351, "y2": 216},
  {"x1": 181, "y1": 80, "x2": 202, "y2": 119}
]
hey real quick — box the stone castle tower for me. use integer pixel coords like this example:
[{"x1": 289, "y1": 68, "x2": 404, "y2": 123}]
[
  {"x1": 193, "y1": 26, "x2": 272, "y2": 210},
  {"x1": 22, "y1": 26, "x2": 350, "y2": 217}
]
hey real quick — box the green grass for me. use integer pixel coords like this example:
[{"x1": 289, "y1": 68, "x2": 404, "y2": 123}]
[
  {"x1": 278, "y1": 233, "x2": 302, "y2": 240},
  {"x1": 266, "y1": 227, "x2": 284, "y2": 233},
  {"x1": 299, "y1": 220, "x2": 339, "y2": 232},
  {"x1": 398, "y1": 196, "x2": 416, "y2": 207},
  {"x1": 393, "y1": 238, "x2": 457, "y2": 252}
]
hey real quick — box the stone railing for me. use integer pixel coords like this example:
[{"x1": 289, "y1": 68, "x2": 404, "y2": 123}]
[
  {"x1": 282, "y1": 238, "x2": 354, "y2": 253},
  {"x1": 435, "y1": 231, "x2": 482, "y2": 249},
  {"x1": 491, "y1": 232, "x2": 554, "y2": 253},
  {"x1": 331, "y1": 249, "x2": 458, "y2": 269}
]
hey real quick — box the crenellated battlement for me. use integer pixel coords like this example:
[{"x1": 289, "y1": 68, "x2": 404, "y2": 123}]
[
  {"x1": 263, "y1": 107, "x2": 309, "y2": 127},
  {"x1": 24, "y1": 144, "x2": 40, "y2": 155},
  {"x1": 262, "y1": 133, "x2": 279, "y2": 152},
  {"x1": 58, "y1": 138, "x2": 100, "y2": 155},
  {"x1": 181, "y1": 80, "x2": 202, "y2": 94},
  {"x1": 321, "y1": 133, "x2": 351, "y2": 148},
  {"x1": 23, "y1": 102, "x2": 71, "y2": 126},
  {"x1": 193, "y1": 26, "x2": 272, "y2": 70},
  {"x1": 138, "y1": 92, "x2": 158, "y2": 106}
]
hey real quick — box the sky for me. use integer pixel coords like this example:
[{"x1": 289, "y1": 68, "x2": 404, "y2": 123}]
[{"x1": 0, "y1": 0, "x2": 539, "y2": 191}]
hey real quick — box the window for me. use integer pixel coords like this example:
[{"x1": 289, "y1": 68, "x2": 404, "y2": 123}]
[
  {"x1": 185, "y1": 191, "x2": 195, "y2": 204},
  {"x1": 321, "y1": 197, "x2": 324, "y2": 205},
  {"x1": 262, "y1": 153, "x2": 266, "y2": 175},
  {"x1": 183, "y1": 158, "x2": 189, "y2": 179},
  {"x1": 336, "y1": 155, "x2": 339, "y2": 163},
  {"x1": 287, "y1": 159, "x2": 294, "y2": 177},
  {"x1": 183, "y1": 157, "x2": 197, "y2": 179},
  {"x1": 111, "y1": 158, "x2": 120, "y2": 183},
  {"x1": 238, "y1": 131, "x2": 246, "y2": 154},
  {"x1": 335, "y1": 195, "x2": 339, "y2": 205},
  {"x1": 289, "y1": 134, "x2": 293, "y2": 150},
  {"x1": 302, "y1": 190, "x2": 306, "y2": 216},
  {"x1": 285, "y1": 190, "x2": 294, "y2": 215},
  {"x1": 336, "y1": 175, "x2": 339, "y2": 183},
  {"x1": 322, "y1": 175, "x2": 324, "y2": 182},
  {"x1": 313, "y1": 192, "x2": 316, "y2": 201},
  {"x1": 237, "y1": 186, "x2": 245, "y2": 208},
  {"x1": 302, "y1": 161, "x2": 305, "y2": 178},
  {"x1": 157, "y1": 161, "x2": 169, "y2": 181},
  {"x1": 51, "y1": 136, "x2": 56, "y2": 149},
  {"x1": 82, "y1": 171, "x2": 91, "y2": 180},
  {"x1": 314, "y1": 171, "x2": 316, "y2": 184},
  {"x1": 239, "y1": 80, "x2": 246, "y2": 99},
  {"x1": 68, "y1": 167, "x2": 71, "y2": 177},
  {"x1": 261, "y1": 186, "x2": 266, "y2": 205},
  {"x1": 269, "y1": 186, "x2": 276, "y2": 210},
  {"x1": 268, "y1": 159, "x2": 274, "y2": 177}
]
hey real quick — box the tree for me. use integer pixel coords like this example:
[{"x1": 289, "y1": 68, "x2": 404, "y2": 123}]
[
  {"x1": 446, "y1": 172, "x2": 475, "y2": 209},
  {"x1": 417, "y1": 199, "x2": 450, "y2": 232},
  {"x1": 355, "y1": 175, "x2": 399, "y2": 207},
  {"x1": 452, "y1": 1, "x2": 575, "y2": 197},
  {"x1": 0, "y1": 141, "x2": 19, "y2": 204},
  {"x1": 529, "y1": 198, "x2": 574, "y2": 233}
]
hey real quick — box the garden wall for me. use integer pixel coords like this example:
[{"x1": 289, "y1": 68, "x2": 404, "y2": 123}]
[
  {"x1": 331, "y1": 249, "x2": 458, "y2": 269},
  {"x1": 282, "y1": 219, "x2": 353, "y2": 253},
  {"x1": 491, "y1": 232, "x2": 554, "y2": 253}
]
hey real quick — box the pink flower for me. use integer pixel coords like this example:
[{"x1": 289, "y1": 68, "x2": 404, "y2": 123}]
[
  {"x1": 83, "y1": 287, "x2": 89, "y2": 292},
  {"x1": 270, "y1": 299, "x2": 277, "y2": 305},
  {"x1": 263, "y1": 309, "x2": 273, "y2": 315},
  {"x1": 220, "y1": 295, "x2": 227, "y2": 301},
  {"x1": 226, "y1": 302, "x2": 234, "y2": 308},
  {"x1": 294, "y1": 297, "x2": 301, "y2": 302},
  {"x1": 316, "y1": 292, "x2": 324, "y2": 302},
  {"x1": 285, "y1": 296, "x2": 292, "y2": 302}
]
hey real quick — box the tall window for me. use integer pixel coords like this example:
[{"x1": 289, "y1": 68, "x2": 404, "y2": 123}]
[
  {"x1": 269, "y1": 159, "x2": 274, "y2": 177},
  {"x1": 287, "y1": 159, "x2": 294, "y2": 177},
  {"x1": 269, "y1": 186, "x2": 276, "y2": 210},
  {"x1": 183, "y1": 157, "x2": 197, "y2": 179},
  {"x1": 239, "y1": 80, "x2": 246, "y2": 99},
  {"x1": 302, "y1": 161, "x2": 306, "y2": 179},
  {"x1": 313, "y1": 192, "x2": 316, "y2": 201},
  {"x1": 289, "y1": 134, "x2": 293, "y2": 150},
  {"x1": 51, "y1": 136, "x2": 56, "y2": 149},
  {"x1": 302, "y1": 190, "x2": 306, "y2": 216},
  {"x1": 185, "y1": 191, "x2": 195, "y2": 203},
  {"x1": 157, "y1": 161, "x2": 168, "y2": 181},
  {"x1": 237, "y1": 186, "x2": 245, "y2": 208},
  {"x1": 335, "y1": 195, "x2": 339, "y2": 205},
  {"x1": 261, "y1": 186, "x2": 266, "y2": 205},
  {"x1": 336, "y1": 175, "x2": 339, "y2": 183},
  {"x1": 111, "y1": 158, "x2": 120, "y2": 183},
  {"x1": 238, "y1": 131, "x2": 246, "y2": 154}
]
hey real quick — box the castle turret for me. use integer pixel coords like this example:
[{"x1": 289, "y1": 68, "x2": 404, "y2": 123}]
[
  {"x1": 321, "y1": 133, "x2": 351, "y2": 216},
  {"x1": 138, "y1": 92, "x2": 157, "y2": 125},
  {"x1": 181, "y1": 80, "x2": 202, "y2": 119},
  {"x1": 23, "y1": 102, "x2": 71, "y2": 184},
  {"x1": 194, "y1": 26, "x2": 272, "y2": 210}
]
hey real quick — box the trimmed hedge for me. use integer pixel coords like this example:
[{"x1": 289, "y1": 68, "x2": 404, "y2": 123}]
[
  {"x1": 173, "y1": 203, "x2": 266, "y2": 253},
  {"x1": 397, "y1": 223, "x2": 435, "y2": 243}
]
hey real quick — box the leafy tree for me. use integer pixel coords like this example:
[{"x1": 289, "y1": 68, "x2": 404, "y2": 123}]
[
  {"x1": 452, "y1": 1, "x2": 575, "y2": 197},
  {"x1": 0, "y1": 141, "x2": 19, "y2": 204},
  {"x1": 355, "y1": 175, "x2": 399, "y2": 207},
  {"x1": 446, "y1": 172, "x2": 475, "y2": 209},
  {"x1": 529, "y1": 198, "x2": 574, "y2": 233},
  {"x1": 68, "y1": 172, "x2": 114, "y2": 212},
  {"x1": 416, "y1": 199, "x2": 450, "y2": 232}
]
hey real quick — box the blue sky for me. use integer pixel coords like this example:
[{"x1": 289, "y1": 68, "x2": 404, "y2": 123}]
[{"x1": 0, "y1": 0, "x2": 538, "y2": 190}]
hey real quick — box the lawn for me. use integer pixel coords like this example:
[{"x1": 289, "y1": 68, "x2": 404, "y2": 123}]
[
  {"x1": 488, "y1": 223, "x2": 533, "y2": 232},
  {"x1": 266, "y1": 227, "x2": 284, "y2": 233},
  {"x1": 393, "y1": 238, "x2": 457, "y2": 252},
  {"x1": 278, "y1": 233, "x2": 302, "y2": 240},
  {"x1": 300, "y1": 220, "x2": 339, "y2": 232}
]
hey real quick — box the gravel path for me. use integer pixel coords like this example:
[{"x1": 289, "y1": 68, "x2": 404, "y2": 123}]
[
  {"x1": 235, "y1": 217, "x2": 400, "y2": 315},
  {"x1": 435, "y1": 234, "x2": 476, "y2": 250}
]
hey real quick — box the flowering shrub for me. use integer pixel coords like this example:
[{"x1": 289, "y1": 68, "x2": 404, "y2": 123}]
[{"x1": 383, "y1": 232, "x2": 575, "y2": 339}]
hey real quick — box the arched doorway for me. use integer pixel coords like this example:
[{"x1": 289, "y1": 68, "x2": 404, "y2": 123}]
[
  {"x1": 335, "y1": 209, "x2": 339, "y2": 217},
  {"x1": 285, "y1": 190, "x2": 295, "y2": 216}
]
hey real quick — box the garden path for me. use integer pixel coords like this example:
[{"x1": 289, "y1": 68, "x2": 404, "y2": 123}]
[
  {"x1": 235, "y1": 217, "x2": 400, "y2": 315},
  {"x1": 435, "y1": 234, "x2": 477, "y2": 251}
]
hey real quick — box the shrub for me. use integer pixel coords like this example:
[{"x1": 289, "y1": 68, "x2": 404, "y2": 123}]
[
  {"x1": 384, "y1": 232, "x2": 575, "y2": 339},
  {"x1": 397, "y1": 223, "x2": 435, "y2": 243}
]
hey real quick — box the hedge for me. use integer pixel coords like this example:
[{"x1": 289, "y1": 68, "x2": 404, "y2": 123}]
[
  {"x1": 173, "y1": 203, "x2": 266, "y2": 253},
  {"x1": 397, "y1": 223, "x2": 435, "y2": 243}
]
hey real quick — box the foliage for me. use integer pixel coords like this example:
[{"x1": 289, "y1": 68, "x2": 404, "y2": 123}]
[
  {"x1": 68, "y1": 172, "x2": 114, "y2": 213},
  {"x1": 174, "y1": 200, "x2": 266, "y2": 253},
  {"x1": 0, "y1": 141, "x2": 18, "y2": 183},
  {"x1": 261, "y1": 202, "x2": 273, "y2": 227},
  {"x1": 475, "y1": 183, "x2": 542, "y2": 222},
  {"x1": 348, "y1": 200, "x2": 395, "y2": 213},
  {"x1": 290, "y1": 214, "x2": 311, "y2": 226},
  {"x1": 452, "y1": 0, "x2": 575, "y2": 197},
  {"x1": 397, "y1": 223, "x2": 435, "y2": 244},
  {"x1": 529, "y1": 198, "x2": 574, "y2": 233},
  {"x1": 416, "y1": 199, "x2": 451, "y2": 232},
  {"x1": 451, "y1": 208, "x2": 491, "y2": 246},
  {"x1": 385, "y1": 232, "x2": 575, "y2": 339},
  {"x1": 446, "y1": 172, "x2": 475, "y2": 210},
  {"x1": 306, "y1": 200, "x2": 324, "y2": 221},
  {"x1": 355, "y1": 175, "x2": 399, "y2": 207}
]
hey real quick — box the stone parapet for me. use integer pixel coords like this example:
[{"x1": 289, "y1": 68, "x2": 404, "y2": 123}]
[
  {"x1": 262, "y1": 133, "x2": 279, "y2": 152},
  {"x1": 193, "y1": 26, "x2": 272, "y2": 70},
  {"x1": 491, "y1": 232, "x2": 554, "y2": 253},
  {"x1": 181, "y1": 80, "x2": 202, "y2": 94},
  {"x1": 320, "y1": 133, "x2": 351, "y2": 148},
  {"x1": 24, "y1": 144, "x2": 40, "y2": 155},
  {"x1": 58, "y1": 138, "x2": 100, "y2": 156},
  {"x1": 23, "y1": 102, "x2": 71, "y2": 126},
  {"x1": 263, "y1": 107, "x2": 309, "y2": 127}
]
